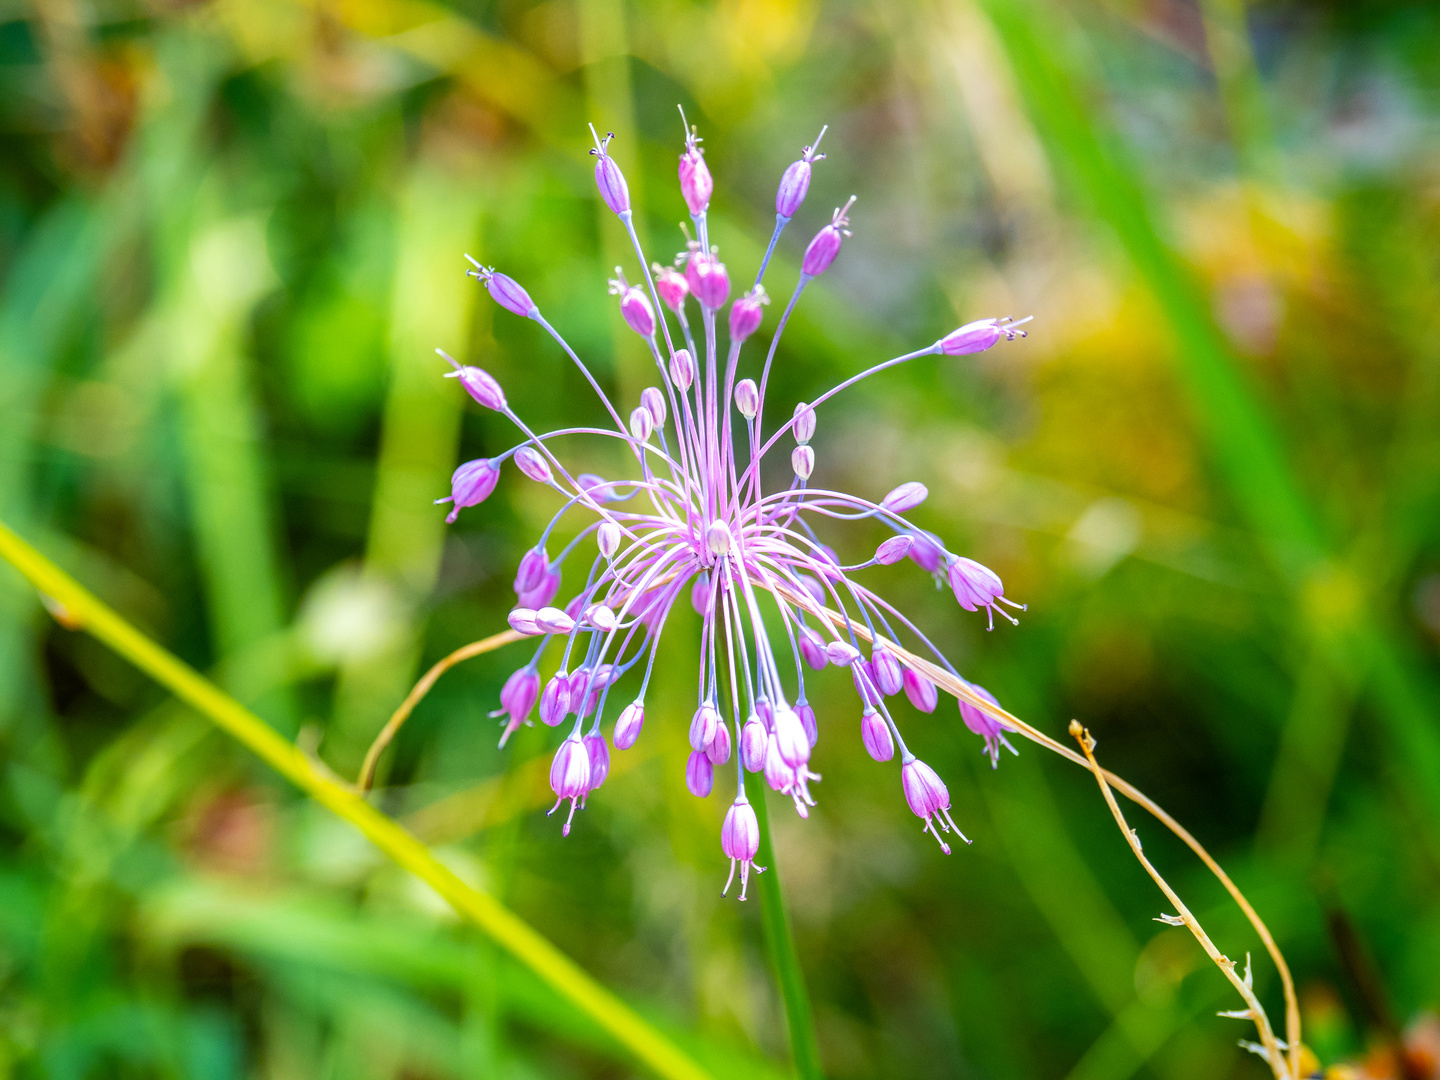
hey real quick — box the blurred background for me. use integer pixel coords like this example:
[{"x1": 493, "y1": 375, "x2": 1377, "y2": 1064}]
[{"x1": 2, "y1": 0, "x2": 1439, "y2": 1077}]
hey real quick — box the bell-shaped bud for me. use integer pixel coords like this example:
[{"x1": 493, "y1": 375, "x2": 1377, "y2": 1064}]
[
  {"x1": 514, "y1": 547, "x2": 549, "y2": 595},
  {"x1": 939, "y1": 316, "x2": 1028, "y2": 356},
  {"x1": 514, "y1": 446, "x2": 552, "y2": 484},
  {"x1": 735, "y1": 378, "x2": 759, "y2": 419},
  {"x1": 872, "y1": 647, "x2": 905, "y2": 696},
  {"x1": 948, "y1": 556, "x2": 1005, "y2": 613},
  {"x1": 584, "y1": 732, "x2": 611, "y2": 792},
  {"x1": 508, "y1": 607, "x2": 540, "y2": 635},
  {"x1": 440, "y1": 353, "x2": 507, "y2": 411},
  {"x1": 861, "y1": 707, "x2": 894, "y2": 761},
  {"x1": 792, "y1": 402, "x2": 816, "y2": 443},
  {"x1": 689, "y1": 702, "x2": 721, "y2": 751},
  {"x1": 589, "y1": 125, "x2": 630, "y2": 216},
  {"x1": 775, "y1": 126, "x2": 827, "y2": 219},
  {"x1": 852, "y1": 660, "x2": 881, "y2": 707},
  {"x1": 791, "y1": 445, "x2": 815, "y2": 480},
  {"x1": 772, "y1": 706, "x2": 810, "y2": 768},
  {"x1": 495, "y1": 665, "x2": 541, "y2": 746},
  {"x1": 548, "y1": 734, "x2": 592, "y2": 836},
  {"x1": 641, "y1": 386, "x2": 667, "y2": 426},
  {"x1": 706, "y1": 720, "x2": 732, "y2": 766},
  {"x1": 654, "y1": 264, "x2": 690, "y2": 312},
  {"x1": 871, "y1": 534, "x2": 910, "y2": 566},
  {"x1": 597, "y1": 521, "x2": 621, "y2": 558},
  {"x1": 740, "y1": 715, "x2": 769, "y2": 772},
  {"x1": 825, "y1": 640, "x2": 860, "y2": 666},
  {"x1": 669, "y1": 348, "x2": 695, "y2": 391},
  {"x1": 629, "y1": 406, "x2": 653, "y2": 441},
  {"x1": 678, "y1": 115, "x2": 713, "y2": 216},
  {"x1": 468, "y1": 264, "x2": 539, "y2": 319},
  {"x1": 440, "y1": 458, "x2": 500, "y2": 524},
  {"x1": 909, "y1": 532, "x2": 944, "y2": 573},
  {"x1": 535, "y1": 606, "x2": 575, "y2": 635},
  {"x1": 613, "y1": 700, "x2": 645, "y2": 749},
  {"x1": 728, "y1": 287, "x2": 768, "y2": 343},
  {"x1": 903, "y1": 668, "x2": 939, "y2": 713},
  {"x1": 901, "y1": 757, "x2": 965, "y2": 853},
  {"x1": 763, "y1": 736, "x2": 794, "y2": 793},
  {"x1": 799, "y1": 626, "x2": 828, "y2": 670},
  {"x1": 686, "y1": 749, "x2": 714, "y2": 797},
  {"x1": 883, "y1": 481, "x2": 929, "y2": 513},
  {"x1": 539, "y1": 671, "x2": 572, "y2": 725},
  {"x1": 801, "y1": 196, "x2": 855, "y2": 277},
  {"x1": 796, "y1": 701, "x2": 818, "y2": 747},
  {"x1": 706, "y1": 519, "x2": 733, "y2": 557},
  {"x1": 684, "y1": 251, "x2": 730, "y2": 310}
]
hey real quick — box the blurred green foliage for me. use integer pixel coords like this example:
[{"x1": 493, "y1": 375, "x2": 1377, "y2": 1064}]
[{"x1": 1, "y1": 0, "x2": 1438, "y2": 1077}]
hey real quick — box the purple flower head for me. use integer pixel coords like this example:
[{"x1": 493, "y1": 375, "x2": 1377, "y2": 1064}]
[
  {"x1": 902, "y1": 755, "x2": 969, "y2": 854},
  {"x1": 589, "y1": 124, "x2": 630, "y2": 216},
  {"x1": 801, "y1": 195, "x2": 856, "y2": 278},
  {"x1": 548, "y1": 733, "x2": 591, "y2": 836},
  {"x1": 728, "y1": 286, "x2": 768, "y2": 344},
  {"x1": 939, "y1": 315, "x2": 1031, "y2": 356},
  {"x1": 959, "y1": 684, "x2": 1017, "y2": 768},
  {"x1": 439, "y1": 350, "x2": 507, "y2": 411},
  {"x1": 721, "y1": 796, "x2": 764, "y2": 899},
  {"x1": 677, "y1": 108, "x2": 714, "y2": 216},
  {"x1": 451, "y1": 118, "x2": 1028, "y2": 884},
  {"x1": 466, "y1": 260, "x2": 539, "y2": 319},
  {"x1": 775, "y1": 124, "x2": 827, "y2": 219},
  {"x1": 438, "y1": 458, "x2": 500, "y2": 524}
]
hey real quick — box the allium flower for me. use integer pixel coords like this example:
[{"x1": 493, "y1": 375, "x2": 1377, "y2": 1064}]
[{"x1": 444, "y1": 117, "x2": 1030, "y2": 891}]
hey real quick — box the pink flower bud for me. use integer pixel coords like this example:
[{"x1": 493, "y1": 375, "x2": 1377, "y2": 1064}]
[
  {"x1": 585, "y1": 604, "x2": 617, "y2": 632},
  {"x1": 876, "y1": 535, "x2": 912, "y2": 565},
  {"x1": 539, "y1": 672, "x2": 571, "y2": 725},
  {"x1": 577, "y1": 474, "x2": 616, "y2": 502},
  {"x1": 589, "y1": 126, "x2": 630, "y2": 216},
  {"x1": 799, "y1": 627, "x2": 828, "y2": 670},
  {"x1": 734, "y1": 378, "x2": 759, "y2": 419},
  {"x1": 469, "y1": 265, "x2": 539, "y2": 319},
  {"x1": 706, "y1": 720, "x2": 732, "y2": 765},
  {"x1": 514, "y1": 446, "x2": 552, "y2": 484},
  {"x1": 678, "y1": 121, "x2": 713, "y2": 216},
  {"x1": 801, "y1": 196, "x2": 854, "y2": 277},
  {"x1": 584, "y1": 732, "x2": 611, "y2": 792},
  {"x1": 684, "y1": 251, "x2": 730, "y2": 309},
  {"x1": 518, "y1": 570, "x2": 560, "y2": 611},
  {"x1": 616, "y1": 283, "x2": 656, "y2": 338},
  {"x1": 654, "y1": 265, "x2": 690, "y2": 312},
  {"x1": 948, "y1": 556, "x2": 1004, "y2": 612},
  {"x1": 442, "y1": 359, "x2": 507, "y2": 411},
  {"x1": 791, "y1": 445, "x2": 814, "y2": 480},
  {"x1": 691, "y1": 573, "x2": 713, "y2": 616},
  {"x1": 614, "y1": 700, "x2": 645, "y2": 749},
  {"x1": 909, "y1": 532, "x2": 943, "y2": 573},
  {"x1": 796, "y1": 701, "x2": 818, "y2": 747},
  {"x1": 872, "y1": 647, "x2": 905, "y2": 696},
  {"x1": 826, "y1": 640, "x2": 860, "y2": 666},
  {"x1": 960, "y1": 683, "x2": 1015, "y2": 767},
  {"x1": 629, "y1": 406, "x2": 653, "y2": 441},
  {"x1": 792, "y1": 402, "x2": 816, "y2": 443},
  {"x1": 728, "y1": 287, "x2": 768, "y2": 343},
  {"x1": 939, "y1": 317, "x2": 1031, "y2": 356},
  {"x1": 508, "y1": 608, "x2": 540, "y2": 635},
  {"x1": 706, "y1": 519, "x2": 733, "y2": 556},
  {"x1": 440, "y1": 458, "x2": 500, "y2": 523},
  {"x1": 775, "y1": 126, "x2": 826, "y2": 218},
  {"x1": 669, "y1": 348, "x2": 695, "y2": 391},
  {"x1": 797, "y1": 573, "x2": 826, "y2": 604},
  {"x1": 772, "y1": 706, "x2": 810, "y2": 768},
  {"x1": 852, "y1": 660, "x2": 881, "y2": 706},
  {"x1": 641, "y1": 386, "x2": 667, "y2": 426},
  {"x1": 689, "y1": 702, "x2": 720, "y2": 751},
  {"x1": 903, "y1": 668, "x2": 939, "y2": 713},
  {"x1": 514, "y1": 547, "x2": 549, "y2": 595},
  {"x1": 548, "y1": 734, "x2": 591, "y2": 836},
  {"x1": 495, "y1": 666, "x2": 541, "y2": 745},
  {"x1": 901, "y1": 756, "x2": 965, "y2": 853},
  {"x1": 763, "y1": 737, "x2": 794, "y2": 793},
  {"x1": 597, "y1": 521, "x2": 621, "y2": 558},
  {"x1": 882, "y1": 481, "x2": 928, "y2": 513},
  {"x1": 740, "y1": 715, "x2": 768, "y2": 771},
  {"x1": 720, "y1": 797, "x2": 761, "y2": 901},
  {"x1": 536, "y1": 606, "x2": 575, "y2": 635},
  {"x1": 686, "y1": 749, "x2": 714, "y2": 797},
  {"x1": 861, "y1": 707, "x2": 894, "y2": 761}
]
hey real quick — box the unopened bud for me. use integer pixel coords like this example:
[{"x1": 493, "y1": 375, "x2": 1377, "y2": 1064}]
[
  {"x1": 669, "y1": 349, "x2": 695, "y2": 391},
  {"x1": 792, "y1": 402, "x2": 816, "y2": 443},
  {"x1": 641, "y1": 386, "x2": 667, "y2": 426},
  {"x1": 801, "y1": 196, "x2": 855, "y2": 277},
  {"x1": 706, "y1": 519, "x2": 733, "y2": 557},
  {"x1": 791, "y1": 444, "x2": 814, "y2": 480},
  {"x1": 514, "y1": 446, "x2": 552, "y2": 484},
  {"x1": 536, "y1": 606, "x2": 575, "y2": 635},
  {"x1": 654, "y1": 264, "x2": 690, "y2": 312},
  {"x1": 440, "y1": 352, "x2": 507, "y2": 411},
  {"x1": 876, "y1": 535, "x2": 912, "y2": 564},
  {"x1": 678, "y1": 112, "x2": 713, "y2": 216},
  {"x1": 629, "y1": 406, "x2": 653, "y2": 441},
  {"x1": 826, "y1": 640, "x2": 861, "y2": 666},
  {"x1": 617, "y1": 285, "x2": 655, "y2": 338},
  {"x1": 861, "y1": 707, "x2": 895, "y2": 761},
  {"x1": 735, "y1": 378, "x2": 759, "y2": 418},
  {"x1": 597, "y1": 521, "x2": 621, "y2": 558},
  {"x1": 589, "y1": 125, "x2": 630, "y2": 216},
  {"x1": 882, "y1": 481, "x2": 928, "y2": 513},
  {"x1": 467, "y1": 263, "x2": 539, "y2": 319},
  {"x1": 728, "y1": 286, "x2": 768, "y2": 343},
  {"x1": 685, "y1": 251, "x2": 730, "y2": 309},
  {"x1": 440, "y1": 458, "x2": 500, "y2": 524},
  {"x1": 585, "y1": 604, "x2": 618, "y2": 632},
  {"x1": 775, "y1": 126, "x2": 826, "y2": 218},
  {"x1": 508, "y1": 608, "x2": 540, "y2": 635}
]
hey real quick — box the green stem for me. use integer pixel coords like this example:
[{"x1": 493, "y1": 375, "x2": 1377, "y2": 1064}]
[
  {"x1": 745, "y1": 772, "x2": 824, "y2": 1079},
  {"x1": 0, "y1": 519, "x2": 712, "y2": 1080}
]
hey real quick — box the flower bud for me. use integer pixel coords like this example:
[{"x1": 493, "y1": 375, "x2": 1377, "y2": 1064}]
[
  {"x1": 629, "y1": 406, "x2": 653, "y2": 441},
  {"x1": 549, "y1": 734, "x2": 592, "y2": 836},
  {"x1": 909, "y1": 532, "x2": 943, "y2": 573},
  {"x1": 801, "y1": 196, "x2": 854, "y2": 277},
  {"x1": 495, "y1": 665, "x2": 541, "y2": 746},
  {"x1": 764, "y1": 737, "x2": 794, "y2": 793},
  {"x1": 469, "y1": 266, "x2": 538, "y2": 319},
  {"x1": 669, "y1": 349, "x2": 695, "y2": 391},
  {"x1": 585, "y1": 604, "x2": 618, "y2": 632},
  {"x1": 796, "y1": 701, "x2": 818, "y2": 747},
  {"x1": 689, "y1": 702, "x2": 721, "y2": 751},
  {"x1": 691, "y1": 573, "x2": 713, "y2": 616},
  {"x1": 772, "y1": 706, "x2": 810, "y2": 768},
  {"x1": 614, "y1": 700, "x2": 645, "y2": 749},
  {"x1": 706, "y1": 720, "x2": 732, "y2": 766},
  {"x1": 876, "y1": 535, "x2": 912, "y2": 565},
  {"x1": 791, "y1": 445, "x2": 814, "y2": 480},
  {"x1": 641, "y1": 386, "x2": 667, "y2": 426},
  {"x1": 514, "y1": 446, "x2": 552, "y2": 484},
  {"x1": 826, "y1": 640, "x2": 860, "y2": 666},
  {"x1": 577, "y1": 474, "x2": 616, "y2": 502},
  {"x1": 729, "y1": 287, "x2": 767, "y2": 343},
  {"x1": 514, "y1": 547, "x2": 549, "y2": 595},
  {"x1": 654, "y1": 265, "x2": 690, "y2": 312},
  {"x1": 597, "y1": 521, "x2": 621, "y2": 558},
  {"x1": 792, "y1": 402, "x2": 816, "y2": 443},
  {"x1": 678, "y1": 120, "x2": 713, "y2": 216},
  {"x1": 903, "y1": 668, "x2": 939, "y2": 713},
  {"x1": 872, "y1": 647, "x2": 905, "y2": 696},
  {"x1": 540, "y1": 672, "x2": 571, "y2": 725},
  {"x1": 798, "y1": 626, "x2": 828, "y2": 670},
  {"x1": 441, "y1": 458, "x2": 500, "y2": 523},
  {"x1": 852, "y1": 660, "x2": 881, "y2": 706},
  {"x1": 706, "y1": 519, "x2": 733, "y2": 557},
  {"x1": 686, "y1": 750, "x2": 714, "y2": 797},
  {"x1": 735, "y1": 378, "x2": 759, "y2": 419},
  {"x1": 584, "y1": 732, "x2": 611, "y2": 792},
  {"x1": 740, "y1": 715, "x2": 768, "y2": 771},
  {"x1": 536, "y1": 606, "x2": 575, "y2": 635},
  {"x1": 861, "y1": 707, "x2": 894, "y2": 761},
  {"x1": 508, "y1": 607, "x2": 540, "y2": 635},
  {"x1": 775, "y1": 126, "x2": 826, "y2": 218},
  {"x1": 589, "y1": 126, "x2": 630, "y2": 216},
  {"x1": 685, "y1": 251, "x2": 730, "y2": 309},
  {"x1": 441, "y1": 356, "x2": 506, "y2": 411},
  {"x1": 518, "y1": 569, "x2": 560, "y2": 611},
  {"x1": 940, "y1": 317, "x2": 1030, "y2": 356},
  {"x1": 882, "y1": 481, "x2": 928, "y2": 513}
]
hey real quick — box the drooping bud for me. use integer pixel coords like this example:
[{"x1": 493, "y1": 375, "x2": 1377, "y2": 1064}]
[
  {"x1": 515, "y1": 547, "x2": 549, "y2": 595},
  {"x1": 508, "y1": 608, "x2": 540, "y2": 635},
  {"x1": 763, "y1": 737, "x2": 794, "y2": 793},
  {"x1": 728, "y1": 287, "x2": 768, "y2": 343},
  {"x1": 796, "y1": 701, "x2": 818, "y2": 747},
  {"x1": 791, "y1": 445, "x2": 814, "y2": 480},
  {"x1": 772, "y1": 706, "x2": 810, "y2": 768},
  {"x1": 902, "y1": 756, "x2": 968, "y2": 853},
  {"x1": 882, "y1": 481, "x2": 929, "y2": 513},
  {"x1": 439, "y1": 458, "x2": 500, "y2": 524},
  {"x1": 801, "y1": 196, "x2": 855, "y2": 277},
  {"x1": 939, "y1": 316, "x2": 1029, "y2": 356},
  {"x1": 825, "y1": 640, "x2": 860, "y2": 666},
  {"x1": 669, "y1": 348, "x2": 695, "y2": 391},
  {"x1": 494, "y1": 665, "x2": 541, "y2": 746},
  {"x1": 677, "y1": 110, "x2": 713, "y2": 216},
  {"x1": 439, "y1": 351, "x2": 507, "y2": 411},
  {"x1": 686, "y1": 750, "x2": 714, "y2": 797},
  {"x1": 466, "y1": 262, "x2": 539, "y2": 319},
  {"x1": 799, "y1": 626, "x2": 828, "y2": 670},
  {"x1": 909, "y1": 532, "x2": 944, "y2": 573},
  {"x1": 514, "y1": 446, "x2": 552, "y2": 484},
  {"x1": 518, "y1": 569, "x2": 560, "y2": 611},
  {"x1": 577, "y1": 474, "x2": 616, "y2": 503},
  {"x1": 872, "y1": 647, "x2": 905, "y2": 696},
  {"x1": 691, "y1": 573, "x2": 713, "y2": 616},
  {"x1": 610, "y1": 270, "x2": 656, "y2": 338},
  {"x1": 960, "y1": 683, "x2": 1016, "y2": 768},
  {"x1": 740, "y1": 715, "x2": 768, "y2": 772},
  {"x1": 539, "y1": 672, "x2": 572, "y2": 725},
  {"x1": 775, "y1": 125, "x2": 827, "y2": 219},
  {"x1": 792, "y1": 402, "x2": 816, "y2": 443},
  {"x1": 706, "y1": 519, "x2": 733, "y2": 557},
  {"x1": 852, "y1": 661, "x2": 881, "y2": 707},
  {"x1": 876, "y1": 535, "x2": 912, "y2": 565},
  {"x1": 629, "y1": 406, "x2": 653, "y2": 441},
  {"x1": 641, "y1": 386, "x2": 667, "y2": 426},
  {"x1": 548, "y1": 733, "x2": 591, "y2": 836},
  {"x1": 903, "y1": 668, "x2": 939, "y2": 713},
  {"x1": 720, "y1": 796, "x2": 763, "y2": 899},
  {"x1": 861, "y1": 707, "x2": 894, "y2": 762},
  {"x1": 684, "y1": 251, "x2": 730, "y2": 309},
  {"x1": 706, "y1": 720, "x2": 732, "y2": 766},
  {"x1": 735, "y1": 378, "x2": 759, "y2": 418},
  {"x1": 589, "y1": 125, "x2": 630, "y2": 216},
  {"x1": 584, "y1": 732, "x2": 611, "y2": 793},
  {"x1": 597, "y1": 521, "x2": 621, "y2": 558},
  {"x1": 654, "y1": 264, "x2": 690, "y2": 312},
  {"x1": 585, "y1": 604, "x2": 618, "y2": 632},
  {"x1": 689, "y1": 702, "x2": 720, "y2": 751},
  {"x1": 614, "y1": 700, "x2": 645, "y2": 749},
  {"x1": 536, "y1": 606, "x2": 575, "y2": 635}
]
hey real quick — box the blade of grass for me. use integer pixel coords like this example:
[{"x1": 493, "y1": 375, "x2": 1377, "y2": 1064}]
[{"x1": 0, "y1": 519, "x2": 714, "y2": 1080}]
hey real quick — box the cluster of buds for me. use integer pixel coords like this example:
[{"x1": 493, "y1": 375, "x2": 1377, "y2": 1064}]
[{"x1": 444, "y1": 112, "x2": 1030, "y2": 896}]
